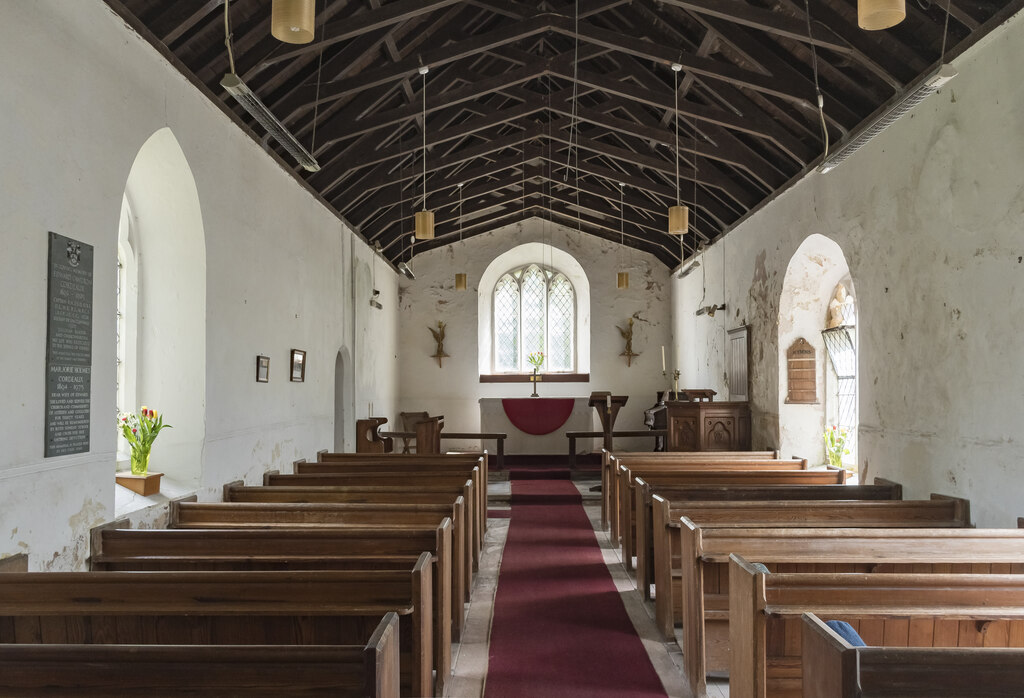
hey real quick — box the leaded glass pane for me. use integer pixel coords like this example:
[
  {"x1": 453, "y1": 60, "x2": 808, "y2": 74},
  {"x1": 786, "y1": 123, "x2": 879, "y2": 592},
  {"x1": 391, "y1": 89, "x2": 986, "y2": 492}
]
[
  {"x1": 548, "y1": 274, "x2": 574, "y2": 371},
  {"x1": 520, "y1": 265, "x2": 546, "y2": 365},
  {"x1": 494, "y1": 274, "x2": 520, "y2": 372}
]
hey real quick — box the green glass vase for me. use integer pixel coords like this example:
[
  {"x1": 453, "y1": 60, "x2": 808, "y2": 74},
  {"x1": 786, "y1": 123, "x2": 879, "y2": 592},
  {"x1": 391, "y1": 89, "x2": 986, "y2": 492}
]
[{"x1": 130, "y1": 449, "x2": 150, "y2": 475}]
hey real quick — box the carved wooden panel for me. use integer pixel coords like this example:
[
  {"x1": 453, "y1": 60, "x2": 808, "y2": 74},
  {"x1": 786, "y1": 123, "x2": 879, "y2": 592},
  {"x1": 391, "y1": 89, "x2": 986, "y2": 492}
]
[
  {"x1": 666, "y1": 402, "x2": 752, "y2": 451},
  {"x1": 786, "y1": 338, "x2": 817, "y2": 404},
  {"x1": 669, "y1": 415, "x2": 700, "y2": 451}
]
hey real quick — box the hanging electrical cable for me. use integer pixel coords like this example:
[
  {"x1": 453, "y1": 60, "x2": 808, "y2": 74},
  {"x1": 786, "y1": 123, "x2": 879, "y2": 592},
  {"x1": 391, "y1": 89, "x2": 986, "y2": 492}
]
[
  {"x1": 668, "y1": 63, "x2": 688, "y2": 235},
  {"x1": 455, "y1": 183, "x2": 466, "y2": 290},
  {"x1": 414, "y1": 66, "x2": 434, "y2": 239},
  {"x1": 617, "y1": 183, "x2": 629, "y2": 289},
  {"x1": 803, "y1": 0, "x2": 830, "y2": 162}
]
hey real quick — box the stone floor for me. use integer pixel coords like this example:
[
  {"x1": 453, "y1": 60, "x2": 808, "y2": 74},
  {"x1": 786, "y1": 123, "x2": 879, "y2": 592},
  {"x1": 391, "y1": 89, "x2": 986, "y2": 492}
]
[{"x1": 446, "y1": 478, "x2": 728, "y2": 697}]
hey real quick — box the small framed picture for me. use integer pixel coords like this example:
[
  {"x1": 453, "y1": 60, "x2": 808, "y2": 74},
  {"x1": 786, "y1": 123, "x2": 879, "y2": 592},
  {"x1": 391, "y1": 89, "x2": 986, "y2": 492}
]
[
  {"x1": 256, "y1": 355, "x2": 270, "y2": 383},
  {"x1": 290, "y1": 349, "x2": 306, "y2": 382}
]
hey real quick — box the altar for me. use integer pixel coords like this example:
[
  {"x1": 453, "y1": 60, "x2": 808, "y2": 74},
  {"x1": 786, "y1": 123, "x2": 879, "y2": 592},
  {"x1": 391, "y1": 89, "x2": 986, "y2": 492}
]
[{"x1": 480, "y1": 397, "x2": 595, "y2": 454}]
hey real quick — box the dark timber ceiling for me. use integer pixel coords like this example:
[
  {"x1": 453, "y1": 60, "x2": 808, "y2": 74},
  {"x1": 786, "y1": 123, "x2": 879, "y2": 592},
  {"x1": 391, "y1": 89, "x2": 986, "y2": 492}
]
[{"x1": 106, "y1": 0, "x2": 1020, "y2": 267}]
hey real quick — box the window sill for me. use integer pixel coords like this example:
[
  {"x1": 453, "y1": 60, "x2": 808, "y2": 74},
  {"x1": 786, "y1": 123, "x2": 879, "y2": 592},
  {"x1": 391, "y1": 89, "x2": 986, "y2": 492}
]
[
  {"x1": 114, "y1": 471, "x2": 197, "y2": 520},
  {"x1": 479, "y1": 373, "x2": 590, "y2": 383}
]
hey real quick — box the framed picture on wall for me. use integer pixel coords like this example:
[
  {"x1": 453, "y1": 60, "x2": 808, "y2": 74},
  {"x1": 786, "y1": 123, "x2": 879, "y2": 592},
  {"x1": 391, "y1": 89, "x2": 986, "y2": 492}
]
[
  {"x1": 290, "y1": 349, "x2": 306, "y2": 382},
  {"x1": 256, "y1": 355, "x2": 270, "y2": 383}
]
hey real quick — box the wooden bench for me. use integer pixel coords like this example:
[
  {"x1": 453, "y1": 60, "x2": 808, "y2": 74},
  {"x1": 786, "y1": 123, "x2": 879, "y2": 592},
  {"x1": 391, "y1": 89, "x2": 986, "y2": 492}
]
[
  {"x1": 267, "y1": 469, "x2": 482, "y2": 571},
  {"x1": 730, "y1": 553, "x2": 1024, "y2": 698},
  {"x1": 170, "y1": 499, "x2": 469, "y2": 607},
  {"x1": 566, "y1": 430, "x2": 668, "y2": 470},
  {"x1": 599, "y1": 450, "x2": 780, "y2": 530},
  {"x1": 91, "y1": 524, "x2": 453, "y2": 692},
  {"x1": 634, "y1": 479, "x2": 903, "y2": 601},
  {"x1": 225, "y1": 477, "x2": 479, "y2": 581},
  {"x1": 616, "y1": 463, "x2": 841, "y2": 570},
  {"x1": 605, "y1": 453, "x2": 796, "y2": 545},
  {"x1": 0, "y1": 564, "x2": 433, "y2": 698},
  {"x1": 0, "y1": 613, "x2": 400, "y2": 697},
  {"x1": 675, "y1": 527, "x2": 1024, "y2": 698},
  {"x1": 801, "y1": 612, "x2": 1024, "y2": 698},
  {"x1": 305, "y1": 453, "x2": 488, "y2": 548},
  {"x1": 663, "y1": 495, "x2": 973, "y2": 673}
]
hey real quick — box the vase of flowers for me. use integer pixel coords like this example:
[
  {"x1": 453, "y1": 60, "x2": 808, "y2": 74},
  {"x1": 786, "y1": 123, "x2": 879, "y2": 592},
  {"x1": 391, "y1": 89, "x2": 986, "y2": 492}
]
[
  {"x1": 118, "y1": 406, "x2": 172, "y2": 475},
  {"x1": 526, "y1": 351, "x2": 545, "y2": 397},
  {"x1": 824, "y1": 425, "x2": 849, "y2": 469}
]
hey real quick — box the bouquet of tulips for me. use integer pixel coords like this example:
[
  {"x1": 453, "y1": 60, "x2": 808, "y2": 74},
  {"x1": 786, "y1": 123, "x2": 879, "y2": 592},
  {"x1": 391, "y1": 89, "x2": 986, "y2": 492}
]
[
  {"x1": 117, "y1": 406, "x2": 172, "y2": 475},
  {"x1": 824, "y1": 425, "x2": 849, "y2": 468},
  {"x1": 526, "y1": 351, "x2": 545, "y2": 371}
]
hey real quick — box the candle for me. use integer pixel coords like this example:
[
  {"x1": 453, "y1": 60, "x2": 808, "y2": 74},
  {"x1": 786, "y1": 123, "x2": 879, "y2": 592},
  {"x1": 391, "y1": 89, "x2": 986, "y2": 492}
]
[
  {"x1": 606, "y1": 395, "x2": 611, "y2": 409},
  {"x1": 661, "y1": 345, "x2": 666, "y2": 371}
]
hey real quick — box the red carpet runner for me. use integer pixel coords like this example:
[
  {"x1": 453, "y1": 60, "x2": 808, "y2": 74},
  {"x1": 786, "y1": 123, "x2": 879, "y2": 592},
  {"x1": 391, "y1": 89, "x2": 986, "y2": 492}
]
[{"x1": 485, "y1": 470, "x2": 669, "y2": 698}]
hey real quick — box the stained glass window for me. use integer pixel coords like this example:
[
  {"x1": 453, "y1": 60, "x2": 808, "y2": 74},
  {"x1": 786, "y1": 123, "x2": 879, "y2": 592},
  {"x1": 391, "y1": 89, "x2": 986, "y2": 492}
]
[{"x1": 492, "y1": 264, "x2": 575, "y2": 372}]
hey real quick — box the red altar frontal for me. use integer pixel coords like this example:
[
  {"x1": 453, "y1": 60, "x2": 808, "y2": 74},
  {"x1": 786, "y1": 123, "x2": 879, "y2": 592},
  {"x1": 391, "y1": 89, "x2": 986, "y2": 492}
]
[{"x1": 480, "y1": 397, "x2": 595, "y2": 455}]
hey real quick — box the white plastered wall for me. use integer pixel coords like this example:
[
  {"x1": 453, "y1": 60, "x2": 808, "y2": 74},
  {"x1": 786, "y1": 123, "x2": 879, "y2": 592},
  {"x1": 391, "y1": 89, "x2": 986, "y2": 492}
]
[
  {"x1": 398, "y1": 218, "x2": 673, "y2": 453},
  {"x1": 671, "y1": 10, "x2": 1024, "y2": 526},
  {"x1": 0, "y1": 1, "x2": 399, "y2": 567}
]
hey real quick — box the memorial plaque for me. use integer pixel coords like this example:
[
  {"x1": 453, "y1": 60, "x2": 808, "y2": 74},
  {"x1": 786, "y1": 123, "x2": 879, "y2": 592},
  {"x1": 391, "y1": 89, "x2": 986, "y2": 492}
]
[
  {"x1": 45, "y1": 232, "x2": 93, "y2": 457},
  {"x1": 786, "y1": 337, "x2": 817, "y2": 404}
]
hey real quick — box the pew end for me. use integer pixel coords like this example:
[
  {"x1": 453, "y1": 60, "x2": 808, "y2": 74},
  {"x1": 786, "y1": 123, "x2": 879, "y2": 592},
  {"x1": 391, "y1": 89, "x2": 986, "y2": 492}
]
[
  {"x1": 872, "y1": 477, "x2": 903, "y2": 499},
  {"x1": 800, "y1": 613, "x2": 858, "y2": 698},
  {"x1": 929, "y1": 492, "x2": 973, "y2": 527}
]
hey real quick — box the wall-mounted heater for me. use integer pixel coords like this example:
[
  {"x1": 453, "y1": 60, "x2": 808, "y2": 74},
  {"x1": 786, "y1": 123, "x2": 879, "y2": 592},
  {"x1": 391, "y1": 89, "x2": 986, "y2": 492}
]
[
  {"x1": 220, "y1": 72, "x2": 320, "y2": 172},
  {"x1": 819, "y1": 64, "x2": 956, "y2": 174}
]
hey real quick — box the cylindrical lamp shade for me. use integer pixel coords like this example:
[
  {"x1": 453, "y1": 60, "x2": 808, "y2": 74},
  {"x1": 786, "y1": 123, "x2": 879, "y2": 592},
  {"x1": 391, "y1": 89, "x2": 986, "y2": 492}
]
[
  {"x1": 414, "y1": 210, "x2": 435, "y2": 240},
  {"x1": 858, "y1": 0, "x2": 905, "y2": 30},
  {"x1": 668, "y1": 205, "x2": 689, "y2": 235},
  {"x1": 455, "y1": 273, "x2": 467, "y2": 291},
  {"x1": 617, "y1": 272, "x2": 629, "y2": 289},
  {"x1": 272, "y1": 0, "x2": 316, "y2": 44}
]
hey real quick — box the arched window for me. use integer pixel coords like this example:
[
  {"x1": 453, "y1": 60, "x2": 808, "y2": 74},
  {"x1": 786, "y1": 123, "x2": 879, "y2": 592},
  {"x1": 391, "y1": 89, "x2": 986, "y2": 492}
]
[
  {"x1": 115, "y1": 195, "x2": 139, "y2": 465},
  {"x1": 492, "y1": 264, "x2": 576, "y2": 372}
]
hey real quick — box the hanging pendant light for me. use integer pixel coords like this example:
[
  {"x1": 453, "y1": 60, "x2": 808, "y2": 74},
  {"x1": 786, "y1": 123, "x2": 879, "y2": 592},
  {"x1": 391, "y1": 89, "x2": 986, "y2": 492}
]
[
  {"x1": 617, "y1": 183, "x2": 629, "y2": 289},
  {"x1": 455, "y1": 183, "x2": 467, "y2": 290},
  {"x1": 271, "y1": 0, "x2": 315, "y2": 44},
  {"x1": 668, "y1": 63, "x2": 689, "y2": 235},
  {"x1": 858, "y1": 0, "x2": 906, "y2": 30},
  {"x1": 415, "y1": 66, "x2": 435, "y2": 240}
]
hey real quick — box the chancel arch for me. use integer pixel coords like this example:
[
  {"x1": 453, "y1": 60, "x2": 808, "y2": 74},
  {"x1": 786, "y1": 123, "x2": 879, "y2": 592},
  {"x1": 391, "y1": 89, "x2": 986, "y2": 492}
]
[{"x1": 777, "y1": 234, "x2": 858, "y2": 471}]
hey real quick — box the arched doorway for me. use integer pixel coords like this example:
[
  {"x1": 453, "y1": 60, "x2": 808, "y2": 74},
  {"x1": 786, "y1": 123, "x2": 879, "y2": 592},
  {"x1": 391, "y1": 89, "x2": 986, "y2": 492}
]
[
  {"x1": 334, "y1": 347, "x2": 354, "y2": 452},
  {"x1": 777, "y1": 234, "x2": 858, "y2": 471},
  {"x1": 118, "y1": 128, "x2": 207, "y2": 486}
]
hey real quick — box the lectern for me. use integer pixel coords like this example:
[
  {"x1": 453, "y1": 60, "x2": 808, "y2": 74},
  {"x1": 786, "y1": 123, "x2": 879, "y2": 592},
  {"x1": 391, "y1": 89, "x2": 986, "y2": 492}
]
[{"x1": 588, "y1": 391, "x2": 629, "y2": 451}]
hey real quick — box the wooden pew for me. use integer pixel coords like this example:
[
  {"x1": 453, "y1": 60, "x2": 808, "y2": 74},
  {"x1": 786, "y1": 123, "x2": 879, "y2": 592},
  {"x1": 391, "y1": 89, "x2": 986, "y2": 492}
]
[
  {"x1": 675, "y1": 527, "x2": 1024, "y2": 698},
  {"x1": 663, "y1": 495, "x2": 972, "y2": 664},
  {"x1": 599, "y1": 450, "x2": 780, "y2": 533},
  {"x1": 0, "y1": 564, "x2": 433, "y2": 698},
  {"x1": 730, "y1": 554, "x2": 1024, "y2": 698},
  {"x1": 611, "y1": 456, "x2": 808, "y2": 543},
  {"x1": 169, "y1": 499, "x2": 468, "y2": 607},
  {"x1": 224, "y1": 479, "x2": 477, "y2": 594},
  {"x1": 616, "y1": 464, "x2": 843, "y2": 571},
  {"x1": 0, "y1": 613, "x2": 401, "y2": 697},
  {"x1": 91, "y1": 524, "x2": 453, "y2": 692},
  {"x1": 303, "y1": 453, "x2": 488, "y2": 545},
  {"x1": 265, "y1": 470, "x2": 482, "y2": 572},
  {"x1": 635, "y1": 479, "x2": 903, "y2": 601},
  {"x1": 801, "y1": 612, "x2": 1024, "y2": 698}
]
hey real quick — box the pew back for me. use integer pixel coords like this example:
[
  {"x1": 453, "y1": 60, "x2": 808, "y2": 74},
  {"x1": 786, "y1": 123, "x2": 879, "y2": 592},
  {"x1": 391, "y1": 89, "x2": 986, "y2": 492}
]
[
  {"x1": 0, "y1": 564, "x2": 433, "y2": 697},
  {"x1": 731, "y1": 556, "x2": 1024, "y2": 698},
  {"x1": 0, "y1": 613, "x2": 400, "y2": 697}
]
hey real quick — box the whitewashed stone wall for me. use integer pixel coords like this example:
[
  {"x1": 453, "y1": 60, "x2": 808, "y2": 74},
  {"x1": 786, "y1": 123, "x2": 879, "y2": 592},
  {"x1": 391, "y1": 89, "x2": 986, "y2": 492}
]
[
  {"x1": 672, "y1": 10, "x2": 1024, "y2": 526},
  {"x1": 0, "y1": 1, "x2": 399, "y2": 568},
  {"x1": 397, "y1": 218, "x2": 674, "y2": 453}
]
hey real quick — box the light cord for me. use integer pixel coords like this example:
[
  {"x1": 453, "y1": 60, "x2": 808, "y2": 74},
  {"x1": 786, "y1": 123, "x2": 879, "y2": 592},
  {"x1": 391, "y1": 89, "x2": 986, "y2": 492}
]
[
  {"x1": 421, "y1": 69, "x2": 428, "y2": 209},
  {"x1": 563, "y1": 0, "x2": 579, "y2": 181},
  {"x1": 803, "y1": 0, "x2": 829, "y2": 161},
  {"x1": 674, "y1": 68, "x2": 680, "y2": 206},
  {"x1": 223, "y1": 0, "x2": 236, "y2": 74}
]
